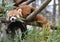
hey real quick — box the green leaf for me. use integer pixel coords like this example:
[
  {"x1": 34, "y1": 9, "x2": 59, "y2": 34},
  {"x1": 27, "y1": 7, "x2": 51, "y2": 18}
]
[
  {"x1": 37, "y1": 20, "x2": 44, "y2": 23},
  {"x1": 16, "y1": 18, "x2": 25, "y2": 22}
]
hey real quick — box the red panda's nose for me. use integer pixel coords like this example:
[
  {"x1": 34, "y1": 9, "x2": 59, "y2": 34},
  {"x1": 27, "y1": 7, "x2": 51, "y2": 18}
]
[
  {"x1": 11, "y1": 18, "x2": 15, "y2": 22},
  {"x1": 10, "y1": 17, "x2": 17, "y2": 22},
  {"x1": 12, "y1": 18, "x2": 14, "y2": 21}
]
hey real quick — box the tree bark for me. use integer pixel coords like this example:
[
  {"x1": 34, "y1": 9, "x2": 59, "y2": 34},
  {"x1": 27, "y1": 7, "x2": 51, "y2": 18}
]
[
  {"x1": 0, "y1": 0, "x2": 5, "y2": 13},
  {"x1": 0, "y1": 17, "x2": 10, "y2": 23},
  {"x1": 52, "y1": 0, "x2": 56, "y2": 24},
  {"x1": 32, "y1": 0, "x2": 36, "y2": 7},
  {"x1": 58, "y1": 0, "x2": 60, "y2": 25},
  {"x1": 19, "y1": 0, "x2": 35, "y2": 6},
  {"x1": 26, "y1": 0, "x2": 51, "y2": 21},
  {"x1": 2, "y1": 0, "x2": 5, "y2": 6}
]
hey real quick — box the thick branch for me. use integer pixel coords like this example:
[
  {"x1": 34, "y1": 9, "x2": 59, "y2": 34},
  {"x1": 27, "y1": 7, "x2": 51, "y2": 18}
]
[
  {"x1": 14, "y1": 0, "x2": 35, "y2": 6},
  {"x1": 0, "y1": 17, "x2": 10, "y2": 23},
  {"x1": 27, "y1": 22, "x2": 57, "y2": 30},
  {"x1": 26, "y1": 0, "x2": 51, "y2": 21},
  {"x1": 0, "y1": 9, "x2": 3, "y2": 13},
  {"x1": 19, "y1": 0, "x2": 35, "y2": 6},
  {"x1": 2, "y1": 0, "x2": 5, "y2": 6},
  {"x1": 0, "y1": 0, "x2": 5, "y2": 13},
  {"x1": 0, "y1": 17, "x2": 57, "y2": 30}
]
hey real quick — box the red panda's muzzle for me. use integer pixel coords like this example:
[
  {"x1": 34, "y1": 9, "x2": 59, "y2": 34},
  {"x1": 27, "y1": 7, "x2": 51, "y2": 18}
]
[{"x1": 10, "y1": 16, "x2": 17, "y2": 22}]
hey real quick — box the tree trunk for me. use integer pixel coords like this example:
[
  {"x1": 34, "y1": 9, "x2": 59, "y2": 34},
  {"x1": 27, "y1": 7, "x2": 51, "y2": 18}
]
[
  {"x1": 32, "y1": 1, "x2": 36, "y2": 7},
  {"x1": 41, "y1": 0, "x2": 46, "y2": 17},
  {"x1": 58, "y1": 0, "x2": 60, "y2": 25},
  {"x1": 2, "y1": 0, "x2": 5, "y2": 6},
  {"x1": 52, "y1": 0, "x2": 56, "y2": 25}
]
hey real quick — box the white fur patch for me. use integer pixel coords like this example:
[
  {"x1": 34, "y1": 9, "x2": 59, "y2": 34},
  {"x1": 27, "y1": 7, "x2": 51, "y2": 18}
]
[
  {"x1": 10, "y1": 16, "x2": 17, "y2": 22},
  {"x1": 18, "y1": 9, "x2": 22, "y2": 17},
  {"x1": 18, "y1": 9, "x2": 22, "y2": 14},
  {"x1": 17, "y1": 15, "x2": 20, "y2": 18}
]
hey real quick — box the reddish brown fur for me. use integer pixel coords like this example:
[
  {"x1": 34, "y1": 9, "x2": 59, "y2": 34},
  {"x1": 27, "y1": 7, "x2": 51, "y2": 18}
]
[
  {"x1": 36, "y1": 14, "x2": 48, "y2": 24},
  {"x1": 16, "y1": 5, "x2": 35, "y2": 18},
  {"x1": 16, "y1": 5, "x2": 48, "y2": 24},
  {"x1": 8, "y1": 5, "x2": 48, "y2": 25},
  {"x1": 7, "y1": 5, "x2": 49, "y2": 39}
]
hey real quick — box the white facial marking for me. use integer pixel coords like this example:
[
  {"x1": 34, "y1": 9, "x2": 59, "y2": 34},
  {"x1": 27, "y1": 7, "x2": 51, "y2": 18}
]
[
  {"x1": 17, "y1": 15, "x2": 20, "y2": 18},
  {"x1": 10, "y1": 16, "x2": 17, "y2": 22},
  {"x1": 7, "y1": 11, "x2": 11, "y2": 20}
]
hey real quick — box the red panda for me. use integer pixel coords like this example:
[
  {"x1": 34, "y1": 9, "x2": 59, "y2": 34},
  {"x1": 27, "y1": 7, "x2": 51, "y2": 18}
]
[
  {"x1": 7, "y1": 5, "x2": 48, "y2": 24},
  {"x1": 6, "y1": 5, "x2": 48, "y2": 39},
  {"x1": 7, "y1": 9, "x2": 23, "y2": 22},
  {"x1": 6, "y1": 9, "x2": 27, "y2": 39},
  {"x1": 16, "y1": 5, "x2": 48, "y2": 25}
]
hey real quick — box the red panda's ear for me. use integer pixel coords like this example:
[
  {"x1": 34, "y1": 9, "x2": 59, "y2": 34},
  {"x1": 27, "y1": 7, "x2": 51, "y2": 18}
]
[
  {"x1": 18, "y1": 9, "x2": 22, "y2": 12},
  {"x1": 18, "y1": 9, "x2": 23, "y2": 17}
]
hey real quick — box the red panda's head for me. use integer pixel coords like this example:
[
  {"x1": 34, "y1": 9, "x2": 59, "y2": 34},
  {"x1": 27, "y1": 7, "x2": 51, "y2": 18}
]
[
  {"x1": 7, "y1": 9, "x2": 22, "y2": 22},
  {"x1": 7, "y1": 5, "x2": 35, "y2": 22}
]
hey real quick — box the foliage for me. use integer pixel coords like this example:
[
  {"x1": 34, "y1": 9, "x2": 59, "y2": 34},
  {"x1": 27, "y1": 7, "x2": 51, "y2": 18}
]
[
  {"x1": 0, "y1": 0, "x2": 60, "y2": 42},
  {"x1": 0, "y1": 3, "x2": 16, "y2": 17},
  {"x1": 16, "y1": 18, "x2": 25, "y2": 23},
  {"x1": 0, "y1": 25, "x2": 60, "y2": 42}
]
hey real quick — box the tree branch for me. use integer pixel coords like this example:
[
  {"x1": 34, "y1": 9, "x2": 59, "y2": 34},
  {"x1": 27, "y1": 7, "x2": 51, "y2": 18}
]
[
  {"x1": 0, "y1": 17, "x2": 10, "y2": 23},
  {"x1": 26, "y1": 0, "x2": 51, "y2": 21},
  {"x1": 19, "y1": 0, "x2": 35, "y2": 6},
  {"x1": 27, "y1": 21, "x2": 57, "y2": 30},
  {"x1": 0, "y1": 9, "x2": 3, "y2": 13},
  {"x1": 1, "y1": 0, "x2": 57, "y2": 30},
  {"x1": 2, "y1": 0, "x2": 5, "y2": 6},
  {"x1": 14, "y1": 0, "x2": 35, "y2": 6},
  {"x1": 0, "y1": 17, "x2": 57, "y2": 30},
  {"x1": 0, "y1": 0, "x2": 5, "y2": 13}
]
